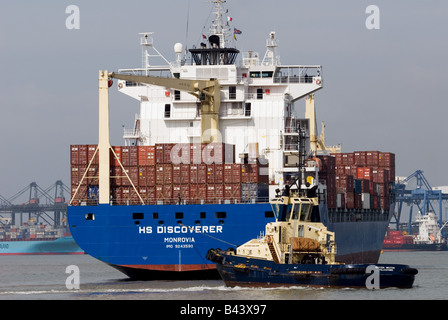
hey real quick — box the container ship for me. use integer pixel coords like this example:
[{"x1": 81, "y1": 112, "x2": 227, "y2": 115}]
[
  {"x1": 383, "y1": 211, "x2": 448, "y2": 251},
  {"x1": 68, "y1": 0, "x2": 396, "y2": 279},
  {"x1": 0, "y1": 220, "x2": 83, "y2": 255}
]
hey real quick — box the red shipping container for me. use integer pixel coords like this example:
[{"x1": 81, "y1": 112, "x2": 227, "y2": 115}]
[
  {"x1": 110, "y1": 166, "x2": 122, "y2": 186},
  {"x1": 189, "y1": 184, "x2": 207, "y2": 203},
  {"x1": 121, "y1": 147, "x2": 129, "y2": 166},
  {"x1": 336, "y1": 175, "x2": 354, "y2": 193},
  {"x1": 155, "y1": 164, "x2": 173, "y2": 184},
  {"x1": 372, "y1": 168, "x2": 389, "y2": 184},
  {"x1": 366, "y1": 151, "x2": 379, "y2": 166},
  {"x1": 207, "y1": 184, "x2": 216, "y2": 202},
  {"x1": 207, "y1": 164, "x2": 216, "y2": 184},
  {"x1": 215, "y1": 184, "x2": 224, "y2": 200},
  {"x1": 163, "y1": 143, "x2": 175, "y2": 164},
  {"x1": 70, "y1": 145, "x2": 79, "y2": 165},
  {"x1": 197, "y1": 164, "x2": 207, "y2": 184},
  {"x1": 224, "y1": 184, "x2": 241, "y2": 202},
  {"x1": 155, "y1": 144, "x2": 165, "y2": 163},
  {"x1": 173, "y1": 165, "x2": 182, "y2": 184},
  {"x1": 190, "y1": 165, "x2": 198, "y2": 184},
  {"x1": 86, "y1": 165, "x2": 99, "y2": 185},
  {"x1": 173, "y1": 185, "x2": 190, "y2": 203},
  {"x1": 189, "y1": 144, "x2": 203, "y2": 164},
  {"x1": 361, "y1": 179, "x2": 370, "y2": 193},
  {"x1": 346, "y1": 191, "x2": 355, "y2": 209},
  {"x1": 354, "y1": 193, "x2": 362, "y2": 209},
  {"x1": 354, "y1": 151, "x2": 366, "y2": 166},
  {"x1": 215, "y1": 164, "x2": 224, "y2": 184},
  {"x1": 78, "y1": 145, "x2": 88, "y2": 165},
  {"x1": 335, "y1": 166, "x2": 345, "y2": 176},
  {"x1": 333, "y1": 153, "x2": 343, "y2": 166},
  {"x1": 341, "y1": 153, "x2": 354, "y2": 165},
  {"x1": 88, "y1": 145, "x2": 98, "y2": 165},
  {"x1": 156, "y1": 184, "x2": 173, "y2": 202},
  {"x1": 111, "y1": 146, "x2": 122, "y2": 167},
  {"x1": 71, "y1": 166, "x2": 81, "y2": 186},
  {"x1": 224, "y1": 164, "x2": 233, "y2": 183},
  {"x1": 147, "y1": 165, "x2": 156, "y2": 186},
  {"x1": 180, "y1": 164, "x2": 190, "y2": 184},
  {"x1": 232, "y1": 164, "x2": 241, "y2": 184},
  {"x1": 357, "y1": 167, "x2": 372, "y2": 180},
  {"x1": 138, "y1": 146, "x2": 156, "y2": 166},
  {"x1": 121, "y1": 167, "x2": 139, "y2": 186},
  {"x1": 379, "y1": 152, "x2": 395, "y2": 168},
  {"x1": 138, "y1": 186, "x2": 155, "y2": 204}
]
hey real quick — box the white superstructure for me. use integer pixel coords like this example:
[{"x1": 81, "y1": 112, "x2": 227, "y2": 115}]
[{"x1": 116, "y1": 0, "x2": 323, "y2": 189}]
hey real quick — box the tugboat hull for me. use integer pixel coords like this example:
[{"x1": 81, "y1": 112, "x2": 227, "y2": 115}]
[{"x1": 207, "y1": 249, "x2": 417, "y2": 289}]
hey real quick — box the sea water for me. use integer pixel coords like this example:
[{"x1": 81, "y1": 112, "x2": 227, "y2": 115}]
[{"x1": 0, "y1": 251, "x2": 446, "y2": 300}]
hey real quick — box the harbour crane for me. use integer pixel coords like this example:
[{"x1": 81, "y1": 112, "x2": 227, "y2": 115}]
[{"x1": 393, "y1": 170, "x2": 448, "y2": 234}]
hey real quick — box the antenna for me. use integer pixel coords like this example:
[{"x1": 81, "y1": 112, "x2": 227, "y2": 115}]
[{"x1": 138, "y1": 32, "x2": 170, "y2": 75}]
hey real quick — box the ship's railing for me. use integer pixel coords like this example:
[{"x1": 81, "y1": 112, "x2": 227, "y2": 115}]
[
  {"x1": 328, "y1": 209, "x2": 390, "y2": 223},
  {"x1": 273, "y1": 66, "x2": 322, "y2": 85},
  {"x1": 71, "y1": 196, "x2": 271, "y2": 207}
]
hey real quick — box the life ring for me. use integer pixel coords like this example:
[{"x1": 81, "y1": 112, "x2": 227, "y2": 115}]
[
  {"x1": 316, "y1": 79, "x2": 322, "y2": 85},
  {"x1": 265, "y1": 235, "x2": 273, "y2": 243},
  {"x1": 118, "y1": 83, "x2": 123, "y2": 89},
  {"x1": 72, "y1": 200, "x2": 79, "y2": 206}
]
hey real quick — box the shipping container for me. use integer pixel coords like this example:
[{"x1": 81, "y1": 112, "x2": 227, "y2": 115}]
[
  {"x1": 189, "y1": 184, "x2": 207, "y2": 203},
  {"x1": 138, "y1": 146, "x2": 156, "y2": 166},
  {"x1": 366, "y1": 151, "x2": 380, "y2": 166},
  {"x1": 88, "y1": 145, "x2": 98, "y2": 165},
  {"x1": 353, "y1": 151, "x2": 366, "y2": 166},
  {"x1": 241, "y1": 183, "x2": 269, "y2": 203},
  {"x1": 224, "y1": 184, "x2": 241, "y2": 202}
]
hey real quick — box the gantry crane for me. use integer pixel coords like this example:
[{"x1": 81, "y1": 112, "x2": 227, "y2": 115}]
[{"x1": 392, "y1": 170, "x2": 448, "y2": 233}]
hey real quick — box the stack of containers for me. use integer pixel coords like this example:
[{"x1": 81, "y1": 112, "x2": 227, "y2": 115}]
[
  {"x1": 318, "y1": 151, "x2": 395, "y2": 210},
  {"x1": 70, "y1": 143, "x2": 269, "y2": 205}
]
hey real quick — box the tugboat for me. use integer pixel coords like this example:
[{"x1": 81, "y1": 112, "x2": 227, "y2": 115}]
[
  {"x1": 207, "y1": 185, "x2": 417, "y2": 288},
  {"x1": 207, "y1": 129, "x2": 417, "y2": 288}
]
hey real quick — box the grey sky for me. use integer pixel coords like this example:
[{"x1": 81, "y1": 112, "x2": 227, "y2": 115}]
[{"x1": 0, "y1": 0, "x2": 447, "y2": 202}]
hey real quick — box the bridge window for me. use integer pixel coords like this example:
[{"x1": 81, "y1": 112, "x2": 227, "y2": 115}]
[
  {"x1": 164, "y1": 104, "x2": 171, "y2": 118},
  {"x1": 229, "y1": 86, "x2": 236, "y2": 100}
]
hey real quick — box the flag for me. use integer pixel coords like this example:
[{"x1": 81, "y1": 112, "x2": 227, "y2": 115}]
[
  {"x1": 234, "y1": 28, "x2": 242, "y2": 35},
  {"x1": 202, "y1": 34, "x2": 207, "y2": 39},
  {"x1": 227, "y1": 17, "x2": 233, "y2": 22}
]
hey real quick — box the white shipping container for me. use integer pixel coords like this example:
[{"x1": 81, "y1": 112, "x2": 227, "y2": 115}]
[{"x1": 362, "y1": 193, "x2": 371, "y2": 210}]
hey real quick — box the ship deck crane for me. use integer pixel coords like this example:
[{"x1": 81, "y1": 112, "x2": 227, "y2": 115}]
[{"x1": 93, "y1": 70, "x2": 221, "y2": 205}]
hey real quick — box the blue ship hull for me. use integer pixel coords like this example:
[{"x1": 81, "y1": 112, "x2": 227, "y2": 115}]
[
  {"x1": 0, "y1": 236, "x2": 84, "y2": 255},
  {"x1": 68, "y1": 202, "x2": 392, "y2": 279}
]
